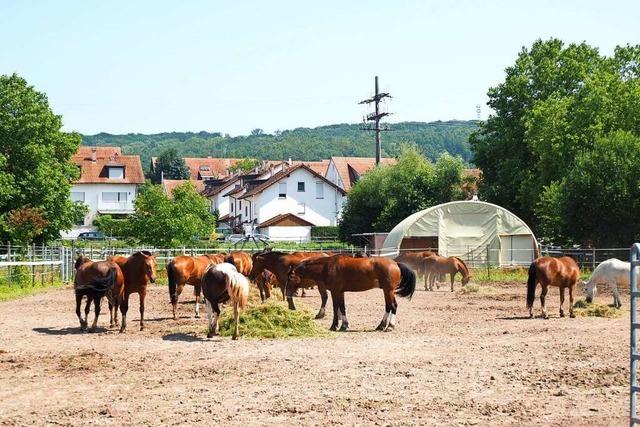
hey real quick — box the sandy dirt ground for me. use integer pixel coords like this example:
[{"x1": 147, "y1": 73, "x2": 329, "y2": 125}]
[{"x1": 0, "y1": 280, "x2": 629, "y2": 426}]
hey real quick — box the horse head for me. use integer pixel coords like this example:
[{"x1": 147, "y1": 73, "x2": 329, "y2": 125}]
[
  {"x1": 133, "y1": 251, "x2": 157, "y2": 283},
  {"x1": 582, "y1": 280, "x2": 596, "y2": 303},
  {"x1": 74, "y1": 255, "x2": 91, "y2": 270}
]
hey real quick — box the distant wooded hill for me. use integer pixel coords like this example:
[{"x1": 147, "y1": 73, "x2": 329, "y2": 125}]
[{"x1": 82, "y1": 120, "x2": 477, "y2": 172}]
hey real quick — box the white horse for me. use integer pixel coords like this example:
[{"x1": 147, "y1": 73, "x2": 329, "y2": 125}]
[{"x1": 581, "y1": 258, "x2": 628, "y2": 308}]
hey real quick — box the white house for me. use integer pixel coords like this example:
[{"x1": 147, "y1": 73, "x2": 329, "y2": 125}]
[
  {"x1": 236, "y1": 164, "x2": 346, "y2": 242},
  {"x1": 63, "y1": 147, "x2": 145, "y2": 238},
  {"x1": 326, "y1": 156, "x2": 396, "y2": 192}
]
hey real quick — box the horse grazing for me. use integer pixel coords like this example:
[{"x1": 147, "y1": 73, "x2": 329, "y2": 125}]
[
  {"x1": 224, "y1": 251, "x2": 253, "y2": 276},
  {"x1": 201, "y1": 263, "x2": 250, "y2": 340},
  {"x1": 250, "y1": 250, "x2": 329, "y2": 318},
  {"x1": 287, "y1": 255, "x2": 416, "y2": 331},
  {"x1": 73, "y1": 256, "x2": 122, "y2": 332},
  {"x1": 110, "y1": 251, "x2": 157, "y2": 332},
  {"x1": 395, "y1": 251, "x2": 438, "y2": 289},
  {"x1": 423, "y1": 255, "x2": 471, "y2": 291},
  {"x1": 582, "y1": 258, "x2": 628, "y2": 308},
  {"x1": 527, "y1": 256, "x2": 579, "y2": 319},
  {"x1": 255, "y1": 269, "x2": 278, "y2": 302},
  {"x1": 167, "y1": 254, "x2": 225, "y2": 319}
]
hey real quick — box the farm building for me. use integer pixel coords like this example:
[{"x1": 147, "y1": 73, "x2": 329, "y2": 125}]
[{"x1": 381, "y1": 201, "x2": 538, "y2": 266}]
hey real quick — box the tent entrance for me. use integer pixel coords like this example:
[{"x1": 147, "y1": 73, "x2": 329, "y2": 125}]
[{"x1": 499, "y1": 235, "x2": 535, "y2": 266}]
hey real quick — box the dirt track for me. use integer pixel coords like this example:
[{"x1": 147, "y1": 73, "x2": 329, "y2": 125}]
[{"x1": 0, "y1": 281, "x2": 629, "y2": 426}]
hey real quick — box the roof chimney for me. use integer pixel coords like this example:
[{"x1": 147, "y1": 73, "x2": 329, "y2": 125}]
[
  {"x1": 288, "y1": 157, "x2": 292, "y2": 165},
  {"x1": 91, "y1": 147, "x2": 97, "y2": 162}
]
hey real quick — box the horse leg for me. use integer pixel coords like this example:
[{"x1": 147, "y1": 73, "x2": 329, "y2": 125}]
[
  {"x1": 386, "y1": 296, "x2": 398, "y2": 331},
  {"x1": 139, "y1": 289, "x2": 146, "y2": 331},
  {"x1": 108, "y1": 300, "x2": 115, "y2": 328},
  {"x1": 376, "y1": 290, "x2": 393, "y2": 331},
  {"x1": 213, "y1": 302, "x2": 221, "y2": 336},
  {"x1": 559, "y1": 286, "x2": 565, "y2": 317},
  {"x1": 89, "y1": 295, "x2": 101, "y2": 332},
  {"x1": 315, "y1": 284, "x2": 327, "y2": 319},
  {"x1": 258, "y1": 281, "x2": 266, "y2": 302},
  {"x1": 450, "y1": 273, "x2": 455, "y2": 292},
  {"x1": 84, "y1": 297, "x2": 91, "y2": 324},
  {"x1": 119, "y1": 292, "x2": 130, "y2": 333},
  {"x1": 194, "y1": 285, "x2": 201, "y2": 318},
  {"x1": 205, "y1": 298, "x2": 215, "y2": 338},
  {"x1": 76, "y1": 293, "x2": 87, "y2": 331},
  {"x1": 568, "y1": 284, "x2": 576, "y2": 318},
  {"x1": 612, "y1": 284, "x2": 622, "y2": 308},
  {"x1": 540, "y1": 285, "x2": 549, "y2": 319},
  {"x1": 329, "y1": 291, "x2": 340, "y2": 331},
  {"x1": 232, "y1": 301, "x2": 240, "y2": 340},
  {"x1": 338, "y1": 292, "x2": 349, "y2": 332},
  {"x1": 173, "y1": 283, "x2": 185, "y2": 320}
]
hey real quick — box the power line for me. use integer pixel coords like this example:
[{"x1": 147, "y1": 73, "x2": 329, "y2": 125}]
[{"x1": 359, "y1": 76, "x2": 392, "y2": 165}]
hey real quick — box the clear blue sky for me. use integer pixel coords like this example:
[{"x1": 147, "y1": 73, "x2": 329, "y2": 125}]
[{"x1": 1, "y1": 1, "x2": 638, "y2": 136}]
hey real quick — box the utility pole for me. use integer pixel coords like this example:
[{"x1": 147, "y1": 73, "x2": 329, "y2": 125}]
[{"x1": 359, "y1": 76, "x2": 392, "y2": 165}]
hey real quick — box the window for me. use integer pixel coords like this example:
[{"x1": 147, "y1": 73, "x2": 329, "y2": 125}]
[
  {"x1": 245, "y1": 206, "x2": 248, "y2": 216},
  {"x1": 107, "y1": 166, "x2": 124, "y2": 179},
  {"x1": 316, "y1": 181, "x2": 324, "y2": 199},
  {"x1": 297, "y1": 203, "x2": 306, "y2": 214},
  {"x1": 239, "y1": 201, "x2": 242, "y2": 209},
  {"x1": 70, "y1": 192, "x2": 85, "y2": 202},
  {"x1": 231, "y1": 203, "x2": 234, "y2": 212},
  {"x1": 297, "y1": 182, "x2": 305, "y2": 192},
  {"x1": 278, "y1": 182, "x2": 287, "y2": 198},
  {"x1": 102, "y1": 192, "x2": 127, "y2": 203},
  {"x1": 199, "y1": 166, "x2": 210, "y2": 171}
]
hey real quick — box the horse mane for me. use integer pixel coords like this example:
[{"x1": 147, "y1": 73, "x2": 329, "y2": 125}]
[
  {"x1": 132, "y1": 250, "x2": 153, "y2": 257},
  {"x1": 214, "y1": 263, "x2": 249, "y2": 310},
  {"x1": 453, "y1": 257, "x2": 470, "y2": 274}
]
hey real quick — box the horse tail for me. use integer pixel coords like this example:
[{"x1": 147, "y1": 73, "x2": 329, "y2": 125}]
[
  {"x1": 76, "y1": 266, "x2": 117, "y2": 296},
  {"x1": 167, "y1": 261, "x2": 179, "y2": 305},
  {"x1": 526, "y1": 261, "x2": 537, "y2": 309},
  {"x1": 395, "y1": 262, "x2": 416, "y2": 299},
  {"x1": 226, "y1": 272, "x2": 250, "y2": 311}
]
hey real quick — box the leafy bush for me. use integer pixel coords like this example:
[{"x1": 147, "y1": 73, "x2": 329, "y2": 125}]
[{"x1": 311, "y1": 226, "x2": 338, "y2": 238}]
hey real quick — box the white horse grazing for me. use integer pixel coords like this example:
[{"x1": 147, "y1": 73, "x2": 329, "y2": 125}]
[{"x1": 582, "y1": 258, "x2": 629, "y2": 308}]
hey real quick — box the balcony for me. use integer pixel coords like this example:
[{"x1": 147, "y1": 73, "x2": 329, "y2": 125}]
[{"x1": 97, "y1": 201, "x2": 135, "y2": 214}]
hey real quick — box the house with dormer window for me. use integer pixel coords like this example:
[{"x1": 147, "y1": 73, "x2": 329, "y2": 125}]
[{"x1": 63, "y1": 146, "x2": 145, "y2": 238}]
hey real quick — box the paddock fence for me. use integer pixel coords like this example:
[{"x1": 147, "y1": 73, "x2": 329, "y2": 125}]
[{"x1": 0, "y1": 242, "x2": 632, "y2": 287}]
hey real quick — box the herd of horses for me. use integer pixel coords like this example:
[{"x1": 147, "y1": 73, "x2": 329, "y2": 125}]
[{"x1": 73, "y1": 246, "x2": 631, "y2": 339}]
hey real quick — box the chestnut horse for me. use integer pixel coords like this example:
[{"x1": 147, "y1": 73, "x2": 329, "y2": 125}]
[
  {"x1": 423, "y1": 255, "x2": 471, "y2": 291},
  {"x1": 167, "y1": 254, "x2": 225, "y2": 319},
  {"x1": 250, "y1": 250, "x2": 329, "y2": 318},
  {"x1": 74, "y1": 256, "x2": 122, "y2": 332},
  {"x1": 224, "y1": 251, "x2": 253, "y2": 276},
  {"x1": 110, "y1": 251, "x2": 157, "y2": 332},
  {"x1": 201, "y1": 263, "x2": 250, "y2": 340},
  {"x1": 287, "y1": 255, "x2": 416, "y2": 331},
  {"x1": 395, "y1": 251, "x2": 437, "y2": 289},
  {"x1": 527, "y1": 256, "x2": 579, "y2": 319},
  {"x1": 255, "y1": 269, "x2": 278, "y2": 302}
]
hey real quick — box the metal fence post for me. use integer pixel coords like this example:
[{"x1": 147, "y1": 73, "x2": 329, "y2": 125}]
[{"x1": 630, "y1": 243, "x2": 640, "y2": 425}]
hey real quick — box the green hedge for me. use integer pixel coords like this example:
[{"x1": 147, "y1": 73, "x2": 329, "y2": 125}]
[{"x1": 311, "y1": 226, "x2": 338, "y2": 238}]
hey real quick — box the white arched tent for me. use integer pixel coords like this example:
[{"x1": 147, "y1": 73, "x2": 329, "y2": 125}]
[{"x1": 381, "y1": 201, "x2": 538, "y2": 266}]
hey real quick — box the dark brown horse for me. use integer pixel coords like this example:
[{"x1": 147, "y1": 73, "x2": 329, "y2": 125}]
[
  {"x1": 110, "y1": 251, "x2": 157, "y2": 332},
  {"x1": 287, "y1": 255, "x2": 416, "y2": 331},
  {"x1": 224, "y1": 251, "x2": 253, "y2": 276},
  {"x1": 423, "y1": 255, "x2": 471, "y2": 291},
  {"x1": 527, "y1": 256, "x2": 579, "y2": 319},
  {"x1": 167, "y1": 254, "x2": 225, "y2": 319},
  {"x1": 73, "y1": 256, "x2": 122, "y2": 332},
  {"x1": 250, "y1": 250, "x2": 328, "y2": 318},
  {"x1": 395, "y1": 251, "x2": 437, "y2": 289}
]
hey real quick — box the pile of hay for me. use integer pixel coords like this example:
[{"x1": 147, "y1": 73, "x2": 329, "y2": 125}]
[
  {"x1": 457, "y1": 284, "x2": 496, "y2": 295},
  {"x1": 217, "y1": 301, "x2": 330, "y2": 339},
  {"x1": 573, "y1": 299, "x2": 623, "y2": 318}
]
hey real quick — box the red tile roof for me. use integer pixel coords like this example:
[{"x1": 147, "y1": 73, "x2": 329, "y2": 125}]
[
  {"x1": 183, "y1": 157, "x2": 242, "y2": 180},
  {"x1": 257, "y1": 213, "x2": 315, "y2": 228},
  {"x1": 162, "y1": 179, "x2": 205, "y2": 196},
  {"x1": 330, "y1": 156, "x2": 396, "y2": 191},
  {"x1": 239, "y1": 164, "x2": 345, "y2": 199},
  {"x1": 72, "y1": 147, "x2": 144, "y2": 184}
]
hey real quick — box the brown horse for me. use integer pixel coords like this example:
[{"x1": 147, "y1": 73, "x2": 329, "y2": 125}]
[
  {"x1": 73, "y1": 256, "x2": 122, "y2": 332},
  {"x1": 110, "y1": 251, "x2": 157, "y2": 332},
  {"x1": 287, "y1": 255, "x2": 416, "y2": 331},
  {"x1": 224, "y1": 251, "x2": 253, "y2": 276},
  {"x1": 250, "y1": 250, "x2": 329, "y2": 318},
  {"x1": 395, "y1": 251, "x2": 437, "y2": 289},
  {"x1": 527, "y1": 256, "x2": 579, "y2": 319},
  {"x1": 255, "y1": 269, "x2": 278, "y2": 302},
  {"x1": 201, "y1": 263, "x2": 250, "y2": 340},
  {"x1": 423, "y1": 255, "x2": 471, "y2": 291},
  {"x1": 167, "y1": 254, "x2": 225, "y2": 319}
]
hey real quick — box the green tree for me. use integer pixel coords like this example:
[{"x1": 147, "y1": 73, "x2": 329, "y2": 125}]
[
  {"x1": 128, "y1": 183, "x2": 215, "y2": 247},
  {"x1": 471, "y1": 39, "x2": 640, "y2": 231},
  {"x1": 338, "y1": 147, "x2": 466, "y2": 242},
  {"x1": 151, "y1": 148, "x2": 189, "y2": 183},
  {"x1": 228, "y1": 158, "x2": 260, "y2": 173},
  {"x1": 536, "y1": 131, "x2": 640, "y2": 246},
  {"x1": 0, "y1": 73, "x2": 82, "y2": 242}
]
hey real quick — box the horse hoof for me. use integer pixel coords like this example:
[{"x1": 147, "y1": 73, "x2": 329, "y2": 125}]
[
  {"x1": 329, "y1": 325, "x2": 338, "y2": 332},
  {"x1": 232, "y1": 335, "x2": 238, "y2": 340},
  {"x1": 543, "y1": 315, "x2": 549, "y2": 320},
  {"x1": 207, "y1": 332, "x2": 214, "y2": 339},
  {"x1": 315, "y1": 313, "x2": 325, "y2": 320},
  {"x1": 140, "y1": 326, "x2": 145, "y2": 331},
  {"x1": 385, "y1": 325, "x2": 395, "y2": 332},
  {"x1": 559, "y1": 312, "x2": 565, "y2": 318},
  {"x1": 339, "y1": 325, "x2": 349, "y2": 332},
  {"x1": 375, "y1": 323, "x2": 385, "y2": 331},
  {"x1": 195, "y1": 314, "x2": 201, "y2": 319},
  {"x1": 569, "y1": 313, "x2": 576, "y2": 318}
]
